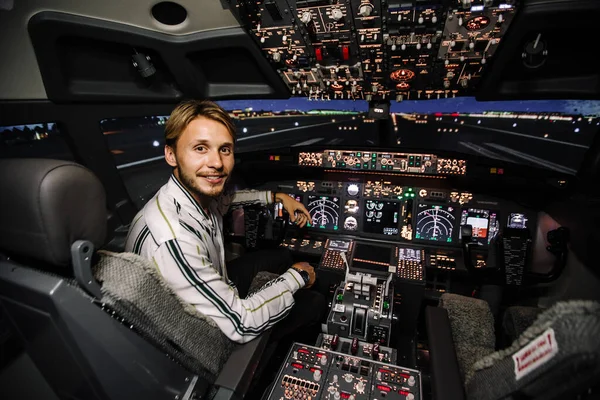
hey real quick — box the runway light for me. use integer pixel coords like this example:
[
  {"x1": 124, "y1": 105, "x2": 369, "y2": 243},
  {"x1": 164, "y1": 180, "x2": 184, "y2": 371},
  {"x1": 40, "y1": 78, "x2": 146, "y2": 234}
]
[
  {"x1": 152, "y1": 140, "x2": 160, "y2": 147},
  {"x1": 339, "y1": 126, "x2": 342, "y2": 130},
  {"x1": 477, "y1": 120, "x2": 481, "y2": 124},
  {"x1": 513, "y1": 123, "x2": 517, "y2": 127},
  {"x1": 544, "y1": 133, "x2": 549, "y2": 138},
  {"x1": 574, "y1": 128, "x2": 580, "y2": 133},
  {"x1": 271, "y1": 127, "x2": 275, "y2": 131},
  {"x1": 243, "y1": 127, "x2": 248, "y2": 133},
  {"x1": 295, "y1": 122, "x2": 299, "y2": 126}
]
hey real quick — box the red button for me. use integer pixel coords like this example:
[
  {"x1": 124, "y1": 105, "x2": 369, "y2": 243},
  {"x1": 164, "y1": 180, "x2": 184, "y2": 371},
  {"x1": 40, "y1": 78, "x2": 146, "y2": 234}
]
[
  {"x1": 342, "y1": 46, "x2": 350, "y2": 60},
  {"x1": 315, "y1": 47, "x2": 323, "y2": 61}
]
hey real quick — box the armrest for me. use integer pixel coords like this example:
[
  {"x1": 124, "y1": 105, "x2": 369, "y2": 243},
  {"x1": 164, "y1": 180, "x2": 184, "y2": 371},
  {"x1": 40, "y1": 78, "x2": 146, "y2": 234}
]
[
  {"x1": 425, "y1": 306, "x2": 466, "y2": 400},
  {"x1": 212, "y1": 330, "x2": 272, "y2": 400}
]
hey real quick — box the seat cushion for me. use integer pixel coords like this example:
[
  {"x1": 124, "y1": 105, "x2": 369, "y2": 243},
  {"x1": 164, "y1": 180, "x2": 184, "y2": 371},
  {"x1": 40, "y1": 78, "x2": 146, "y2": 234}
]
[
  {"x1": 94, "y1": 251, "x2": 235, "y2": 382},
  {"x1": 439, "y1": 293, "x2": 496, "y2": 383}
]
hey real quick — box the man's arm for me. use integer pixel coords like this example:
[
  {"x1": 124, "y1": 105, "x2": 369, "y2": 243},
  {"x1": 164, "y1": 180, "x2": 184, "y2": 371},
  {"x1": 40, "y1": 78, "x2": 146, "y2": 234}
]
[{"x1": 154, "y1": 238, "x2": 306, "y2": 343}]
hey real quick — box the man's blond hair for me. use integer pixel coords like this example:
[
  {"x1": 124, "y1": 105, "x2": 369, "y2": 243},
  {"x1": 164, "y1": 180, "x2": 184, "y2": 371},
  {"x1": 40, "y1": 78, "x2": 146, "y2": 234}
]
[{"x1": 165, "y1": 99, "x2": 236, "y2": 148}]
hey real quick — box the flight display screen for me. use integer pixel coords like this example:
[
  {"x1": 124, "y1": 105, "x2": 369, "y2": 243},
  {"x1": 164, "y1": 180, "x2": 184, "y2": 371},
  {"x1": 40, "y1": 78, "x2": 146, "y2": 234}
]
[
  {"x1": 507, "y1": 213, "x2": 528, "y2": 229},
  {"x1": 306, "y1": 195, "x2": 340, "y2": 230},
  {"x1": 363, "y1": 200, "x2": 400, "y2": 235},
  {"x1": 415, "y1": 203, "x2": 456, "y2": 243},
  {"x1": 352, "y1": 243, "x2": 392, "y2": 273},
  {"x1": 460, "y1": 208, "x2": 499, "y2": 244}
]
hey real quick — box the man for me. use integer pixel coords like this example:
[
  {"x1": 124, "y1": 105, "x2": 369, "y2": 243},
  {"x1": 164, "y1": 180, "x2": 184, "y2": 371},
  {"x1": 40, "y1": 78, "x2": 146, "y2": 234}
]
[{"x1": 125, "y1": 99, "x2": 325, "y2": 344}]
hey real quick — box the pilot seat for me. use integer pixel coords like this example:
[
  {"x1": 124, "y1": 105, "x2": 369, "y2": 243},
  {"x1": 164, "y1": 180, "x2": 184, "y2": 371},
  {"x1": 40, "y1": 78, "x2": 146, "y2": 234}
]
[
  {"x1": 0, "y1": 158, "x2": 276, "y2": 400},
  {"x1": 426, "y1": 292, "x2": 600, "y2": 400}
]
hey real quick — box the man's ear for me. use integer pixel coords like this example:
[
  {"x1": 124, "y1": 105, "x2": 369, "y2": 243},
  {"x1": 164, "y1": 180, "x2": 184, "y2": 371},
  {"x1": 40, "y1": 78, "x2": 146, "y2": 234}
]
[{"x1": 165, "y1": 145, "x2": 177, "y2": 167}]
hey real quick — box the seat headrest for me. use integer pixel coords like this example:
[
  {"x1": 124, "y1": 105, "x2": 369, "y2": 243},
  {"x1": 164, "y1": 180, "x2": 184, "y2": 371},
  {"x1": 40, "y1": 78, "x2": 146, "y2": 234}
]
[{"x1": 0, "y1": 158, "x2": 107, "y2": 267}]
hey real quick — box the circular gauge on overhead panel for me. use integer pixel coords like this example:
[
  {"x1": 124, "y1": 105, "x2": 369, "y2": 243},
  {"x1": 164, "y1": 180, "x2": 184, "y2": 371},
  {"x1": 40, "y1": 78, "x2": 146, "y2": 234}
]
[
  {"x1": 465, "y1": 16, "x2": 490, "y2": 31},
  {"x1": 390, "y1": 69, "x2": 415, "y2": 82},
  {"x1": 396, "y1": 82, "x2": 411, "y2": 90},
  {"x1": 419, "y1": 189, "x2": 428, "y2": 197},
  {"x1": 344, "y1": 216, "x2": 358, "y2": 231},
  {"x1": 347, "y1": 183, "x2": 360, "y2": 196}
]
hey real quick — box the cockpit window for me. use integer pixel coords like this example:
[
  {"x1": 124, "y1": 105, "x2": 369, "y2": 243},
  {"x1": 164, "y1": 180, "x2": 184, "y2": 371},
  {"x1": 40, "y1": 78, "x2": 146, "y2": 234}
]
[
  {"x1": 99, "y1": 97, "x2": 600, "y2": 207},
  {"x1": 0, "y1": 122, "x2": 74, "y2": 161},
  {"x1": 389, "y1": 98, "x2": 600, "y2": 175}
]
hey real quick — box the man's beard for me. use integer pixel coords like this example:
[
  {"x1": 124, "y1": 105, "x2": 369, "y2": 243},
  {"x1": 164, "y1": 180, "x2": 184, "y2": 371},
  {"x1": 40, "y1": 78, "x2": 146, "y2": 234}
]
[{"x1": 178, "y1": 167, "x2": 227, "y2": 200}]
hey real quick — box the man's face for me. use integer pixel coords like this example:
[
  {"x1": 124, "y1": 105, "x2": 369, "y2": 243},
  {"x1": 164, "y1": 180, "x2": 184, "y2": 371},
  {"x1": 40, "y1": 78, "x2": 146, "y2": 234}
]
[{"x1": 165, "y1": 116, "x2": 235, "y2": 204}]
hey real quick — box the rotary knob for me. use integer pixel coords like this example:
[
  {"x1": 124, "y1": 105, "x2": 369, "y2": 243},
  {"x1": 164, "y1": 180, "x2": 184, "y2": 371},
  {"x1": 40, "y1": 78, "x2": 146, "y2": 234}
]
[
  {"x1": 331, "y1": 8, "x2": 343, "y2": 21},
  {"x1": 300, "y1": 11, "x2": 312, "y2": 24},
  {"x1": 345, "y1": 374, "x2": 353, "y2": 383},
  {"x1": 313, "y1": 369, "x2": 322, "y2": 381},
  {"x1": 408, "y1": 376, "x2": 416, "y2": 386},
  {"x1": 356, "y1": 381, "x2": 365, "y2": 392},
  {"x1": 359, "y1": 3, "x2": 373, "y2": 17}
]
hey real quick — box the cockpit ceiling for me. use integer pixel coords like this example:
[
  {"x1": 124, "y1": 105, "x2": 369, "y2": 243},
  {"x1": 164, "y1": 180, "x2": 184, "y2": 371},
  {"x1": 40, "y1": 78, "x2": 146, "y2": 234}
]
[
  {"x1": 1, "y1": 0, "x2": 600, "y2": 103},
  {"x1": 0, "y1": 0, "x2": 239, "y2": 100}
]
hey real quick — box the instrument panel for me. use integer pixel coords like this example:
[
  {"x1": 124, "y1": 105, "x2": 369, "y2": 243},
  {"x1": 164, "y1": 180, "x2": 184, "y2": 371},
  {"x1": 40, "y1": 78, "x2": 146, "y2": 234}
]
[
  {"x1": 228, "y1": 0, "x2": 519, "y2": 101},
  {"x1": 299, "y1": 149, "x2": 467, "y2": 175},
  {"x1": 281, "y1": 177, "x2": 534, "y2": 249}
]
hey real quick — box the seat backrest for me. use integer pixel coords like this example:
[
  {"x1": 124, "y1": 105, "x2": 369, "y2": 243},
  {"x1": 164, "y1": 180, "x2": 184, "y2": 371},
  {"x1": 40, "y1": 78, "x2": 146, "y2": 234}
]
[
  {"x1": 0, "y1": 159, "x2": 202, "y2": 400},
  {"x1": 466, "y1": 300, "x2": 600, "y2": 400},
  {"x1": 0, "y1": 158, "x2": 106, "y2": 269}
]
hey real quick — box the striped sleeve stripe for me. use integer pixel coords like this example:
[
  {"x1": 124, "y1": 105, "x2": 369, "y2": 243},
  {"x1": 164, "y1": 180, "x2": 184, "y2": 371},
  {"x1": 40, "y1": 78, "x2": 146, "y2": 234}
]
[
  {"x1": 182, "y1": 218, "x2": 211, "y2": 238},
  {"x1": 132, "y1": 226, "x2": 150, "y2": 255},
  {"x1": 125, "y1": 213, "x2": 144, "y2": 244},
  {"x1": 156, "y1": 197, "x2": 176, "y2": 237},
  {"x1": 166, "y1": 240, "x2": 292, "y2": 335}
]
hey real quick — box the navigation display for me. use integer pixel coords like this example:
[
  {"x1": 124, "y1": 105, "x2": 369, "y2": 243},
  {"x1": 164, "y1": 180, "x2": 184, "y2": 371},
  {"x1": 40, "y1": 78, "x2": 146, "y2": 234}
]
[
  {"x1": 307, "y1": 195, "x2": 340, "y2": 230},
  {"x1": 460, "y1": 208, "x2": 499, "y2": 244},
  {"x1": 415, "y1": 203, "x2": 456, "y2": 243},
  {"x1": 363, "y1": 200, "x2": 400, "y2": 235}
]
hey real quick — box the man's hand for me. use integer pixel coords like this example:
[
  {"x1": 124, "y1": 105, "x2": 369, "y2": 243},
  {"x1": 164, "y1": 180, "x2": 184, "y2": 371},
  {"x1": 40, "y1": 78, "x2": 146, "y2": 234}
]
[
  {"x1": 292, "y1": 261, "x2": 316, "y2": 289},
  {"x1": 275, "y1": 192, "x2": 313, "y2": 228}
]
